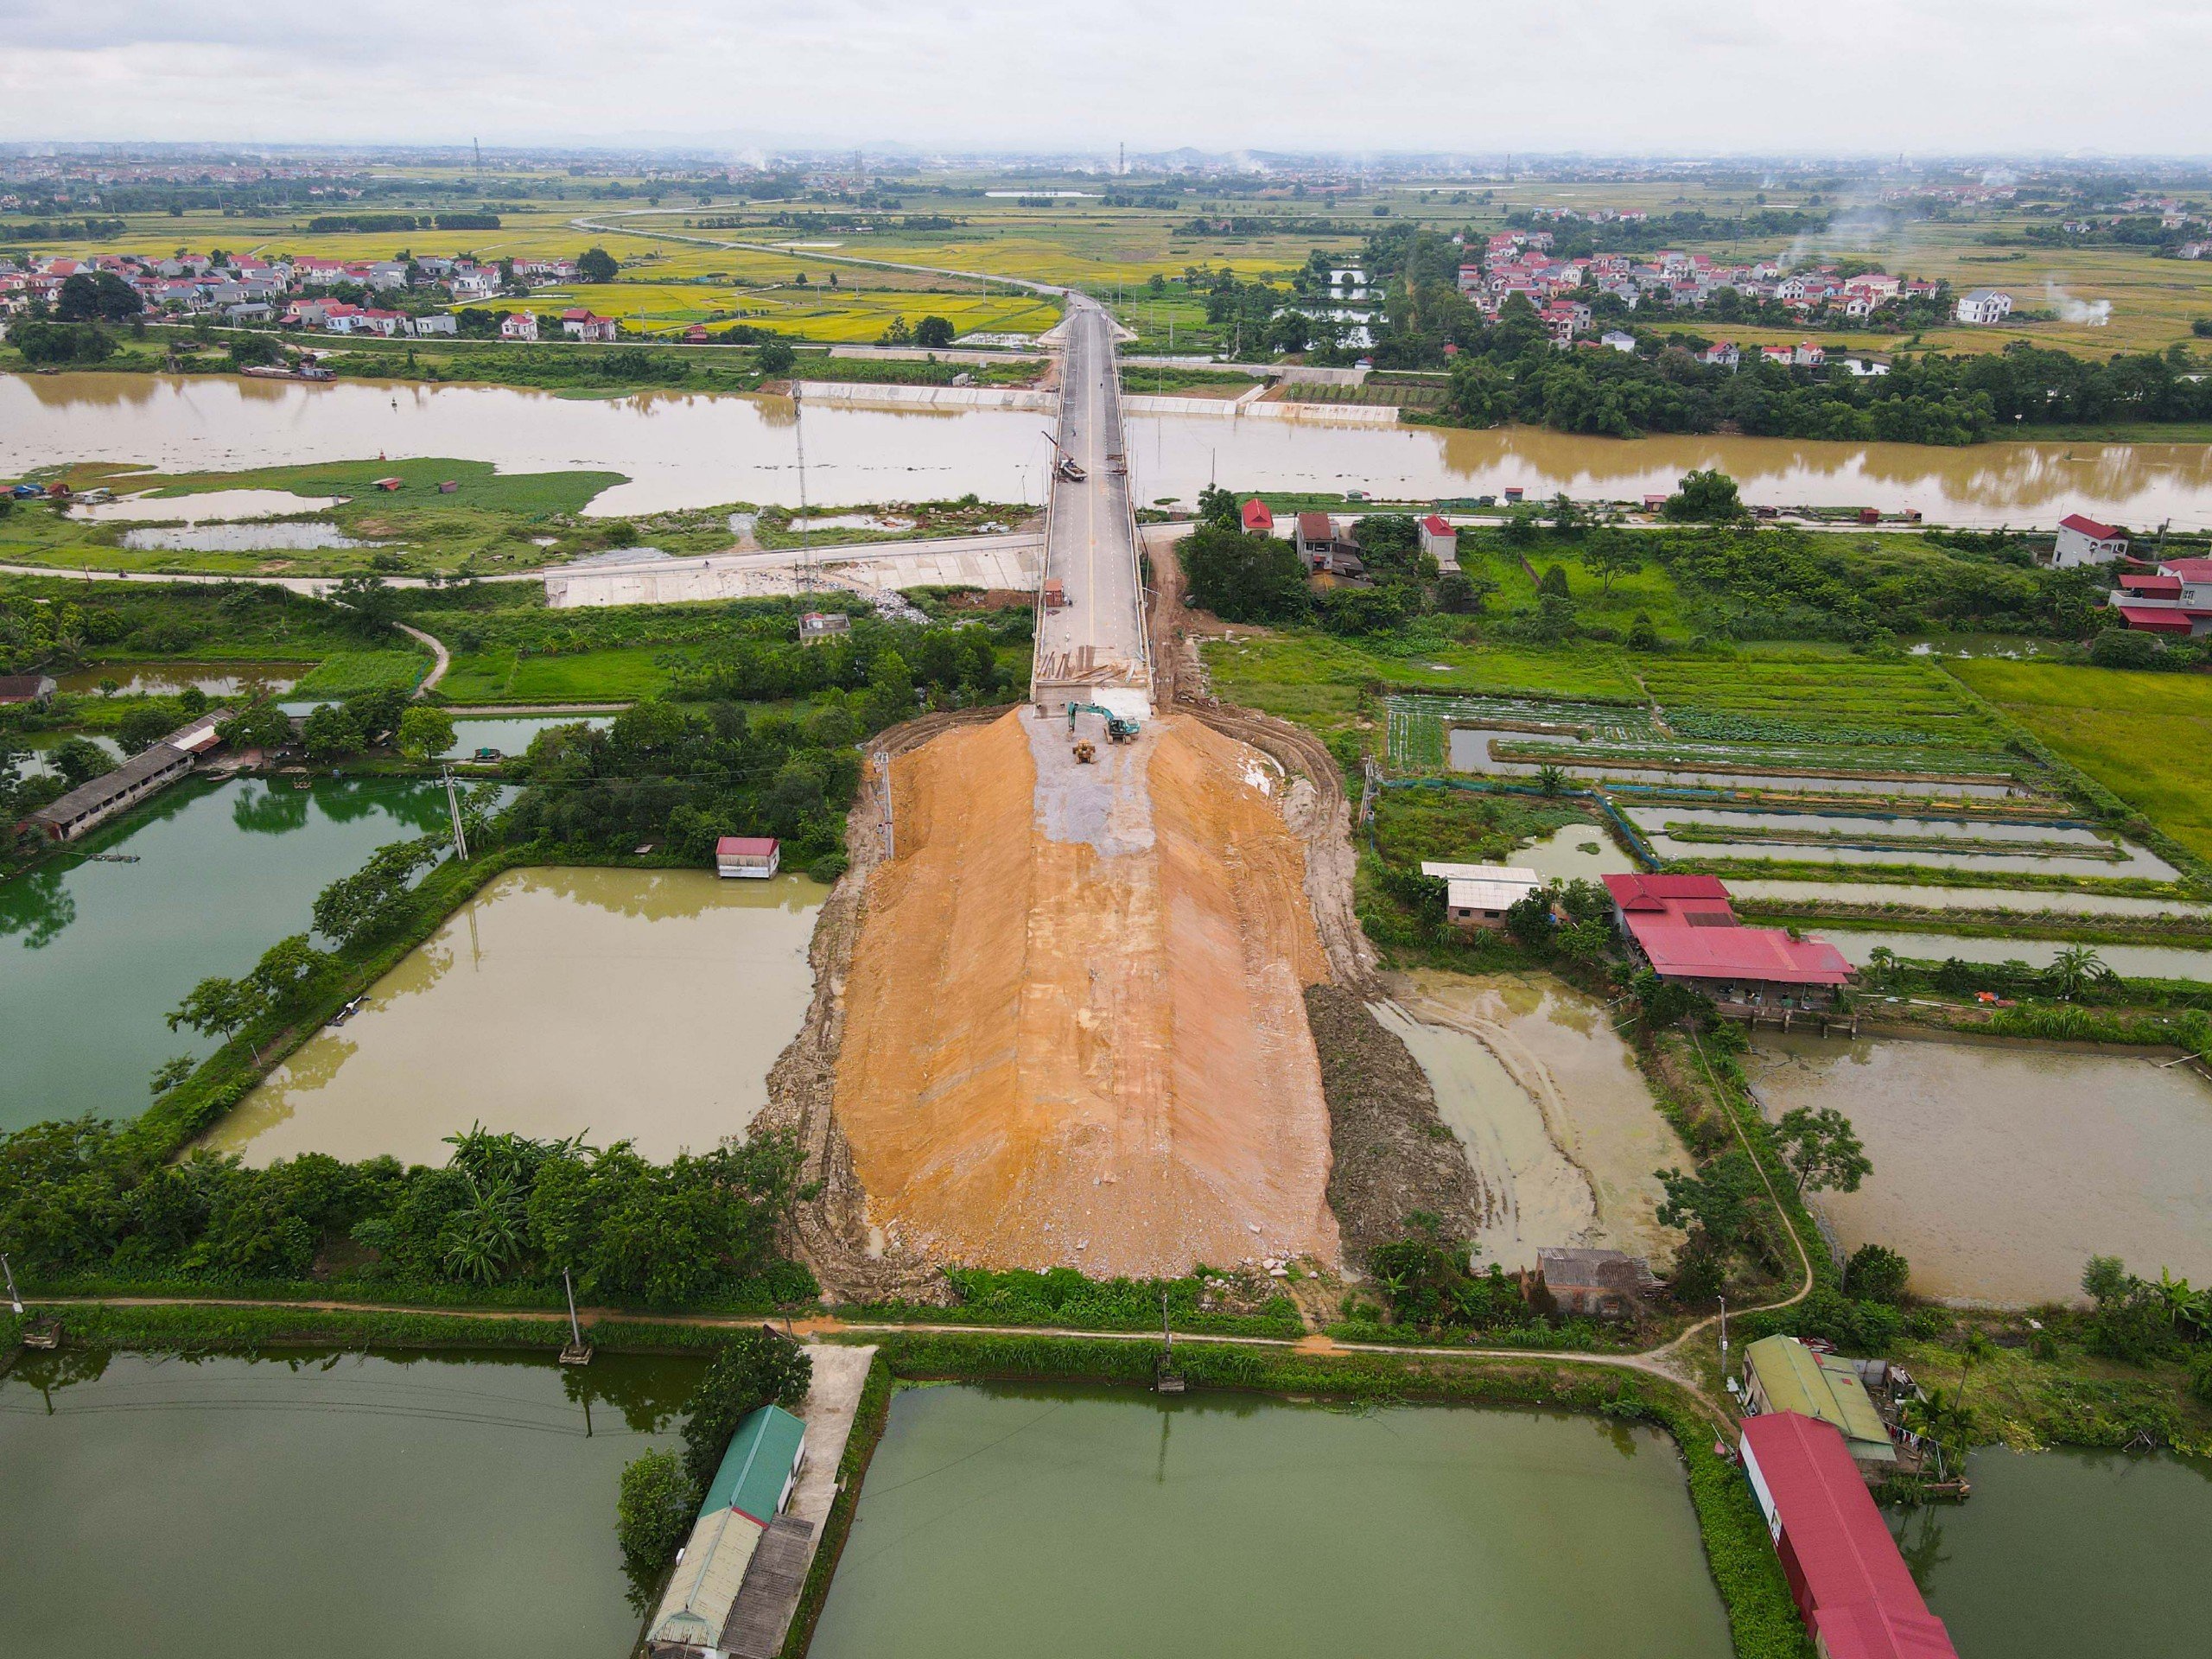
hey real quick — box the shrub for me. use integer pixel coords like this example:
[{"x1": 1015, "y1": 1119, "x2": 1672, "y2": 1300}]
[
  {"x1": 679, "y1": 1331, "x2": 813, "y2": 1491},
  {"x1": 1843, "y1": 1243, "x2": 1911, "y2": 1306},
  {"x1": 614, "y1": 1448, "x2": 700, "y2": 1612}
]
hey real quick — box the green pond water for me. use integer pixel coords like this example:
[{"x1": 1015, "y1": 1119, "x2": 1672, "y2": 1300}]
[
  {"x1": 1892, "y1": 1446, "x2": 2212, "y2": 1656},
  {"x1": 0, "y1": 1346, "x2": 701, "y2": 1656},
  {"x1": 0, "y1": 776, "x2": 449, "y2": 1131},
  {"x1": 810, "y1": 1384, "x2": 1732, "y2": 1659}
]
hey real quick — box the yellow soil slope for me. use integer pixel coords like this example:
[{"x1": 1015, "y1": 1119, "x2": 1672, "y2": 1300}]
[{"x1": 834, "y1": 709, "x2": 1338, "y2": 1276}]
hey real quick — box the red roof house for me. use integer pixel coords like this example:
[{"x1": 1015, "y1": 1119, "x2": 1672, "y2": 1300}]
[
  {"x1": 715, "y1": 836, "x2": 781, "y2": 879},
  {"x1": 1601, "y1": 874, "x2": 1852, "y2": 1001},
  {"x1": 1241, "y1": 498, "x2": 1274, "y2": 533},
  {"x1": 2107, "y1": 554, "x2": 2212, "y2": 636},
  {"x1": 1740, "y1": 1413, "x2": 1960, "y2": 1659},
  {"x1": 2057, "y1": 512, "x2": 2120, "y2": 540}
]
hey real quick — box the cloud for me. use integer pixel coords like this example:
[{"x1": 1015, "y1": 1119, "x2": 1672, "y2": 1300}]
[{"x1": 1, "y1": 0, "x2": 2209, "y2": 151}]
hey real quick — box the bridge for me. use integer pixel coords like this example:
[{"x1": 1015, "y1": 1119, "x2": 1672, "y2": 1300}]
[{"x1": 1030, "y1": 296, "x2": 1152, "y2": 715}]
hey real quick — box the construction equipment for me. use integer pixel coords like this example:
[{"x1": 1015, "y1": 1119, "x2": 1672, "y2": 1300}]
[
  {"x1": 1072, "y1": 740, "x2": 1096, "y2": 764},
  {"x1": 1068, "y1": 702, "x2": 1141, "y2": 743},
  {"x1": 1043, "y1": 429, "x2": 1087, "y2": 481}
]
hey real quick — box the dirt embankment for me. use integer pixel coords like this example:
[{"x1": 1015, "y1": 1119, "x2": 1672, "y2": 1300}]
[
  {"x1": 823, "y1": 708, "x2": 1339, "y2": 1279},
  {"x1": 755, "y1": 707, "x2": 1001, "y2": 1303},
  {"x1": 1305, "y1": 983, "x2": 1487, "y2": 1267}
]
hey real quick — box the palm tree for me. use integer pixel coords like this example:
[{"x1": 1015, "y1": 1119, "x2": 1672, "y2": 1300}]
[
  {"x1": 1866, "y1": 946, "x2": 1899, "y2": 988},
  {"x1": 1535, "y1": 763, "x2": 1567, "y2": 797}
]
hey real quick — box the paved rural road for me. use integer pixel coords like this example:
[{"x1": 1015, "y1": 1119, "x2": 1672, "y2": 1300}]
[
  {"x1": 0, "y1": 562, "x2": 538, "y2": 596},
  {"x1": 1031, "y1": 296, "x2": 1149, "y2": 701}
]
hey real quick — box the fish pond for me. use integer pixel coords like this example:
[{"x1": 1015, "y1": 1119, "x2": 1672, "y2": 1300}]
[
  {"x1": 809, "y1": 1382, "x2": 1732, "y2": 1659},
  {"x1": 204, "y1": 866, "x2": 825, "y2": 1166},
  {"x1": 1891, "y1": 1446, "x2": 2212, "y2": 1657},
  {"x1": 0, "y1": 776, "x2": 451, "y2": 1133},
  {"x1": 0, "y1": 1346, "x2": 697, "y2": 1657},
  {"x1": 1745, "y1": 1033, "x2": 2212, "y2": 1305}
]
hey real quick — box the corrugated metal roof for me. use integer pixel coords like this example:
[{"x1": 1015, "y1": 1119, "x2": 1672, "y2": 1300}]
[
  {"x1": 700, "y1": 1404, "x2": 806, "y2": 1525},
  {"x1": 1746, "y1": 1337, "x2": 1895, "y2": 1459},
  {"x1": 1739, "y1": 1413, "x2": 1955, "y2": 1659},
  {"x1": 716, "y1": 836, "x2": 780, "y2": 858}
]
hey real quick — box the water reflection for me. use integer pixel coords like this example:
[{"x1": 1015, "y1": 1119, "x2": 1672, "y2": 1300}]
[
  {"x1": 205, "y1": 867, "x2": 828, "y2": 1165},
  {"x1": 0, "y1": 777, "x2": 453, "y2": 1131},
  {"x1": 14, "y1": 370, "x2": 2212, "y2": 525}
]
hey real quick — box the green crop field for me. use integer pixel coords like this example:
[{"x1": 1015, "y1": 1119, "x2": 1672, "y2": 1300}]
[
  {"x1": 290, "y1": 651, "x2": 433, "y2": 697},
  {"x1": 1203, "y1": 633, "x2": 1643, "y2": 732},
  {"x1": 435, "y1": 645, "x2": 683, "y2": 703},
  {"x1": 1952, "y1": 659, "x2": 2212, "y2": 863}
]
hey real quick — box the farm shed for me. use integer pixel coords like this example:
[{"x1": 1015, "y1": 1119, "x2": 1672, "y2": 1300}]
[
  {"x1": 1742, "y1": 1335, "x2": 1897, "y2": 1465},
  {"x1": 1535, "y1": 1247, "x2": 1656, "y2": 1316},
  {"x1": 646, "y1": 1404, "x2": 808, "y2": 1657},
  {"x1": 715, "y1": 836, "x2": 781, "y2": 879},
  {"x1": 1420, "y1": 861, "x2": 1541, "y2": 930},
  {"x1": 1738, "y1": 1412, "x2": 1956, "y2": 1659},
  {"x1": 1601, "y1": 873, "x2": 1853, "y2": 1010},
  {"x1": 22, "y1": 710, "x2": 234, "y2": 842}
]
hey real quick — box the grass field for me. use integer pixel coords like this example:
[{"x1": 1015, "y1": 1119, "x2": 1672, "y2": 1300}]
[
  {"x1": 435, "y1": 645, "x2": 682, "y2": 703},
  {"x1": 290, "y1": 650, "x2": 433, "y2": 697},
  {"x1": 1951, "y1": 659, "x2": 2212, "y2": 862},
  {"x1": 1203, "y1": 632, "x2": 1643, "y2": 731}
]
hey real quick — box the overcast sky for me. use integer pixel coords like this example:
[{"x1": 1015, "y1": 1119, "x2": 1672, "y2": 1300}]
[{"x1": 3, "y1": 1, "x2": 2209, "y2": 157}]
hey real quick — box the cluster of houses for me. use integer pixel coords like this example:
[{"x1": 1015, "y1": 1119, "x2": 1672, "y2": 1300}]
[
  {"x1": 0, "y1": 247, "x2": 584, "y2": 337},
  {"x1": 2043, "y1": 513, "x2": 2212, "y2": 639},
  {"x1": 1452, "y1": 231, "x2": 1941, "y2": 339},
  {"x1": 1235, "y1": 499, "x2": 1460, "y2": 588}
]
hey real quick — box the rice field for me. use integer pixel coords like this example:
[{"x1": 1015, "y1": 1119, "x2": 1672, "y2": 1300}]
[
  {"x1": 1950, "y1": 659, "x2": 2212, "y2": 867},
  {"x1": 456, "y1": 281, "x2": 1061, "y2": 343}
]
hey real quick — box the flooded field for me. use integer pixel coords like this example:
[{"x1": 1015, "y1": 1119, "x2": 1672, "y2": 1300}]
[
  {"x1": 1821, "y1": 928, "x2": 2212, "y2": 982},
  {"x1": 70, "y1": 487, "x2": 345, "y2": 521},
  {"x1": 1382, "y1": 969, "x2": 1688, "y2": 1269},
  {"x1": 0, "y1": 1347, "x2": 696, "y2": 1657},
  {"x1": 1892, "y1": 1446, "x2": 2212, "y2": 1657},
  {"x1": 1514, "y1": 820, "x2": 1638, "y2": 883},
  {"x1": 15, "y1": 729, "x2": 124, "y2": 779},
  {"x1": 15, "y1": 371, "x2": 2212, "y2": 525},
  {"x1": 1446, "y1": 728, "x2": 2019, "y2": 798},
  {"x1": 1745, "y1": 1033, "x2": 2212, "y2": 1305},
  {"x1": 442, "y1": 713, "x2": 612, "y2": 759},
  {"x1": 0, "y1": 777, "x2": 450, "y2": 1132},
  {"x1": 810, "y1": 1383, "x2": 1731, "y2": 1659},
  {"x1": 118, "y1": 522, "x2": 367, "y2": 553},
  {"x1": 1722, "y1": 877, "x2": 2209, "y2": 918},
  {"x1": 54, "y1": 660, "x2": 304, "y2": 696},
  {"x1": 205, "y1": 866, "x2": 825, "y2": 1165},
  {"x1": 1625, "y1": 805, "x2": 2177, "y2": 880}
]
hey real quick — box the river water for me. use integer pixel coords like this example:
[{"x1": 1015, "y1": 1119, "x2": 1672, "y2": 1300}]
[
  {"x1": 809, "y1": 1383, "x2": 1732, "y2": 1659},
  {"x1": 13, "y1": 371, "x2": 2212, "y2": 525},
  {"x1": 0, "y1": 1347, "x2": 697, "y2": 1656},
  {"x1": 204, "y1": 866, "x2": 824, "y2": 1166},
  {"x1": 0, "y1": 777, "x2": 450, "y2": 1133},
  {"x1": 1891, "y1": 1446, "x2": 2212, "y2": 1656},
  {"x1": 1745, "y1": 1033, "x2": 2212, "y2": 1305}
]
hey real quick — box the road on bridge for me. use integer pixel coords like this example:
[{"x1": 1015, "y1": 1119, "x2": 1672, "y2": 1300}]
[{"x1": 1030, "y1": 296, "x2": 1150, "y2": 709}]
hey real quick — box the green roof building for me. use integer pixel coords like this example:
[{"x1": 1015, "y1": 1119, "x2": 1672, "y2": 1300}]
[
  {"x1": 648, "y1": 1405, "x2": 810, "y2": 1653},
  {"x1": 1742, "y1": 1336, "x2": 1896, "y2": 1465}
]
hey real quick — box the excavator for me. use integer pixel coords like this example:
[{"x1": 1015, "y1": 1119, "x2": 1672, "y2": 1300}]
[{"x1": 1068, "y1": 702, "x2": 1140, "y2": 744}]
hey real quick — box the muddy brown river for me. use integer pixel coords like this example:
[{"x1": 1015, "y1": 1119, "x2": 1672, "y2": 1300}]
[
  {"x1": 202, "y1": 866, "x2": 824, "y2": 1165},
  {"x1": 12, "y1": 371, "x2": 2212, "y2": 525}
]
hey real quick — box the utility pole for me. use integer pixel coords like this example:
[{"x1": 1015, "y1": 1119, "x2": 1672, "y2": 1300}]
[
  {"x1": 440, "y1": 766, "x2": 469, "y2": 861},
  {"x1": 1718, "y1": 1292, "x2": 1730, "y2": 1380},
  {"x1": 559, "y1": 1267, "x2": 593, "y2": 1366}
]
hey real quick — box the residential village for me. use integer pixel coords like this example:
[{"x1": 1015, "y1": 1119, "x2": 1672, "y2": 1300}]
[{"x1": 0, "y1": 245, "x2": 627, "y2": 341}]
